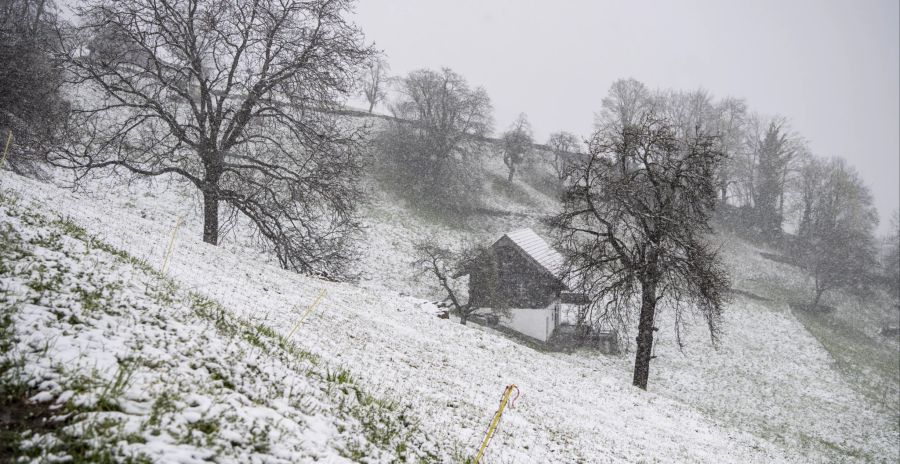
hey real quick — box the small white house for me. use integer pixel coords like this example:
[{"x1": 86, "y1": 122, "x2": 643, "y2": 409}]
[{"x1": 463, "y1": 228, "x2": 585, "y2": 344}]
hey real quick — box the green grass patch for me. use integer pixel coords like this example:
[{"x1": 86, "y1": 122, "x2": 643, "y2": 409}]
[
  {"x1": 488, "y1": 174, "x2": 538, "y2": 208},
  {"x1": 790, "y1": 307, "x2": 900, "y2": 417},
  {"x1": 0, "y1": 187, "x2": 445, "y2": 461}
]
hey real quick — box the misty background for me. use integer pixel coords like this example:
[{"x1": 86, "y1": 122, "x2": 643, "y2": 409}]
[
  {"x1": 2, "y1": 0, "x2": 899, "y2": 461},
  {"x1": 352, "y1": 0, "x2": 899, "y2": 234}
]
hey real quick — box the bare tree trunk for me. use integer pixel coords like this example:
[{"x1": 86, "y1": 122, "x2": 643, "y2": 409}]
[
  {"x1": 367, "y1": 98, "x2": 375, "y2": 114},
  {"x1": 632, "y1": 279, "x2": 657, "y2": 390},
  {"x1": 778, "y1": 189, "x2": 785, "y2": 226},
  {"x1": 202, "y1": 188, "x2": 219, "y2": 245},
  {"x1": 507, "y1": 165, "x2": 515, "y2": 183},
  {"x1": 811, "y1": 277, "x2": 826, "y2": 310},
  {"x1": 459, "y1": 311, "x2": 468, "y2": 325},
  {"x1": 32, "y1": 0, "x2": 47, "y2": 34},
  {"x1": 811, "y1": 289, "x2": 824, "y2": 310}
]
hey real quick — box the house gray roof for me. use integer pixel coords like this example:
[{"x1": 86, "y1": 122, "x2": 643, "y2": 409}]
[{"x1": 502, "y1": 228, "x2": 566, "y2": 280}]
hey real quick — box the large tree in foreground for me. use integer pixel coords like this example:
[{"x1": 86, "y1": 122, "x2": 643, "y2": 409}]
[
  {"x1": 550, "y1": 113, "x2": 730, "y2": 390},
  {"x1": 53, "y1": 0, "x2": 373, "y2": 277}
]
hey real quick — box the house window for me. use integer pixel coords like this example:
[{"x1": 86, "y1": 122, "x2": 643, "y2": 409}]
[{"x1": 515, "y1": 279, "x2": 528, "y2": 302}]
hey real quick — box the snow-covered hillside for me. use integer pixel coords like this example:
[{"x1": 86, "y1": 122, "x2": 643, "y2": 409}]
[
  {"x1": 1, "y1": 168, "x2": 897, "y2": 463},
  {"x1": 0, "y1": 188, "x2": 443, "y2": 462}
]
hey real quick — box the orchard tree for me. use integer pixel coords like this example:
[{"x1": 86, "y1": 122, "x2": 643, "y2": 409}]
[
  {"x1": 53, "y1": 0, "x2": 374, "y2": 277},
  {"x1": 500, "y1": 113, "x2": 533, "y2": 182},
  {"x1": 655, "y1": 89, "x2": 749, "y2": 206},
  {"x1": 794, "y1": 157, "x2": 878, "y2": 309},
  {"x1": 392, "y1": 68, "x2": 492, "y2": 160},
  {"x1": 377, "y1": 67, "x2": 492, "y2": 209},
  {"x1": 595, "y1": 78, "x2": 651, "y2": 132},
  {"x1": 551, "y1": 113, "x2": 730, "y2": 390},
  {"x1": 710, "y1": 97, "x2": 748, "y2": 204},
  {"x1": 546, "y1": 130, "x2": 582, "y2": 180},
  {"x1": 752, "y1": 118, "x2": 799, "y2": 239},
  {"x1": 883, "y1": 210, "x2": 900, "y2": 303},
  {"x1": 796, "y1": 155, "x2": 826, "y2": 241},
  {"x1": 359, "y1": 56, "x2": 390, "y2": 113},
  {"x1": 412, "y1": 240, "x2": 498, "y2": 325},
  {"x1": 654, "y1": 88, "x2": 715, "y2": 139},
  {"x1": 730, "y1": 112, "x2": 766, "y2": 208}
]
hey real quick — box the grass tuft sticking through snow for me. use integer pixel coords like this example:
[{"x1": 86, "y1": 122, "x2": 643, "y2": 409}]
[
  {"x1": 791, "y1": 306, "x2": 899, "y2": 417},
  {"x1": 0, "y1": 190, "x2": 444, "y2": 463}
]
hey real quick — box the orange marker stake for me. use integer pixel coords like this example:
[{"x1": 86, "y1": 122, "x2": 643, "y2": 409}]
[{"x1": 474, "y1": 384, "x2": 519, "y2": 464}]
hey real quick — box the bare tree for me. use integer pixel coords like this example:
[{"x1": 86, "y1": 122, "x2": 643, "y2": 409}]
[
  {"x1": 500, "y1": 113, "x2": 533, "y2": 183},
  {"x1": 884, "y1": 210, "x2": 900, "y2": 304},
  {"x1": 654, "y1": 88, "x2": 715, "y2": 139},
  {"x1": 1, "y1": 0, "x2": 53, "y2": 35},
  {"x1": 749, "y1": 117, "x2": 802, "y2": 240},
  {"x1": 594, "y1": 78, "x2": 651, "y2": 132},
  {"x1": 794, "y1": 157, "x2": 878, "y2": 309},
  {"x1": 550, "y1": 113, "x2": 730, "y2": 390},
  {"x1": 546, "y1": 131, "x2": 582, "y2": 180},
  {"x1": 654, "y1": 90, "x2": 753, "y2": 207},
  {"x1": 376, "y1": 67, "x2": 492, "y2": 210},
  {"x1": 710, "y1": 97, "x2": 748, "y2": 204},
  {"x1": 52, "y1": 0, "x2": 373, "y2": 277},
  {"x1": 0, "y1": 0, "x2": 68, "y2": 177},
  {"x1": 412, "y1": 240, "x2": 495, "y2": 325},
  {"x1": 795, "y1": 154, "x2": 826, "y2": 241},
  {"x1": 359, "y1": 56, "x2": 390, "y2": 113},
  {"x1": 391, "y1": 68, "x2": 492, "y2": 161}
]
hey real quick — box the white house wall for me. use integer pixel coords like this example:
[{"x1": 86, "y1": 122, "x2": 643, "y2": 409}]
[{"x1": 501, "y1": 308, "x2": 556, "y2": 342}]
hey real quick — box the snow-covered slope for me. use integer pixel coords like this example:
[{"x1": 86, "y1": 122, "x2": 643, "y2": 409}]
[
  {"x1": 0, "y1": 190, "x2": 443, "y2": 463},
  {"x1": 1, "y1": 169, "x2": 897, "y2": 463}
]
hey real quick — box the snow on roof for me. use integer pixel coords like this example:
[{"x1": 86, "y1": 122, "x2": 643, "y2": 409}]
[{"x1": 502, "y1": 228, "x2": 566, "y2": 279}]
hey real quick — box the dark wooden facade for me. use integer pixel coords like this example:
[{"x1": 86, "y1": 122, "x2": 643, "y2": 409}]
[{"x1": 468, "y1": 236, "x2": 567, "y2": 309}]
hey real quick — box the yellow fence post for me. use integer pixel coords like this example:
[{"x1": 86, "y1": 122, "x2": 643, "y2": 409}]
[
  {"x1": 160, "y1": 216, "x2": 183, "y2": 273},
  {"x1": 0, "y1": 130, "x2": 12, "y2": 169},
  {"x1": 474, "y1": 384, "x2": 518, "y2": 464},
  {"x1": 286, "y1": 288, "x2": 327, "y2": 339}
]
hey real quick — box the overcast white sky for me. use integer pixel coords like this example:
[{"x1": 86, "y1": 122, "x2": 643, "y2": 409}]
[{"x1": 351, "y1": 0, "x2": 899, "y2": 234}]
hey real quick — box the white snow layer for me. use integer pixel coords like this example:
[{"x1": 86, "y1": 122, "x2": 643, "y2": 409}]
[{"x1": 0, "y1": 171, "x2": 897, "y2": 463}]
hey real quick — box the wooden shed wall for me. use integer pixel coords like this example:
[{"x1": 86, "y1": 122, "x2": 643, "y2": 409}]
[{"x1": 469, "y1": 239, "x2": 564, "y2": 309}]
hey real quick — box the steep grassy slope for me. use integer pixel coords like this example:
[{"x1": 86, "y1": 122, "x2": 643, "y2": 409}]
[
  {"x1": 356, "y1": 158, "x2": 900, "y2": 462},
  {"x1": 359, "y1": 173, "x2": 900, "y2": 462},
  {"x1": 0, "y1": 171, "x2": 796, "y2": 462},
  {"x1": 1, "y1": 159, "x2": 897, "y2": 463},
  {"x1": 0, "y1": 191, "x2": 443, "y2": 463},
  {"x1": 645, "y1": 233, "x2": 898, "y2": 462}
]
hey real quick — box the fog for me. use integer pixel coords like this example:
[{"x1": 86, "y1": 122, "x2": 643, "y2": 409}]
[
  {"x1": 353, "y1": 0, "x2": 899, "y2": 234},
  {"x1": 2, "y1": 1, "x2": 898, "y2": 461}
]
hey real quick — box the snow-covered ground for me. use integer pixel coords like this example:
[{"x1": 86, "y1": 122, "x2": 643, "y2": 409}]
[
  {"x1": 1, "y1": 168, "x2": 898, "y2": 463},
  {"x1": 0, "y1": 188, "x2": 443, "y2": 463}
]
